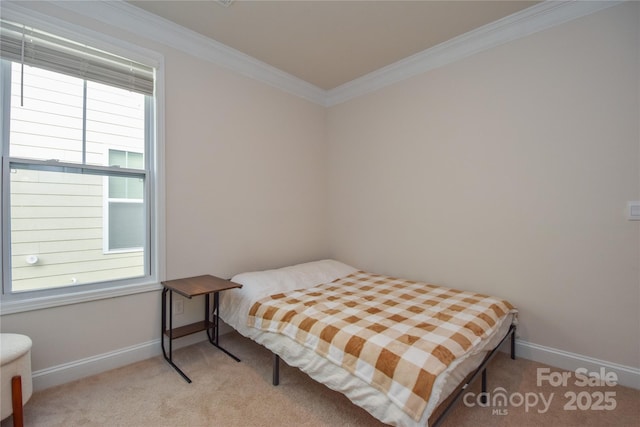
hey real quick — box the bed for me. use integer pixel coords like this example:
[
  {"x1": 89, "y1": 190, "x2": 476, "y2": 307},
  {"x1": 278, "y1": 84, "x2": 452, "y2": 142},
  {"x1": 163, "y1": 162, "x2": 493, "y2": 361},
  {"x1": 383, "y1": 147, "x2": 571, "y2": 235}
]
[{"x1": 219, "y1": 259, "x2": 517, "y2": 427}]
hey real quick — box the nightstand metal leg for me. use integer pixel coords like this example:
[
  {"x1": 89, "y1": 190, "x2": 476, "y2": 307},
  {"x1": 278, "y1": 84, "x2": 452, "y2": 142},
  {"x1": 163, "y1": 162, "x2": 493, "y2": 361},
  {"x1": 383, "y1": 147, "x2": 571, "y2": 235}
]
[
  {"x1": 161, "y1": 288, "x2": 192, "y2": 383},
  {"x1": 208, "y1": 292, "x2": 241, "y2": 362}
]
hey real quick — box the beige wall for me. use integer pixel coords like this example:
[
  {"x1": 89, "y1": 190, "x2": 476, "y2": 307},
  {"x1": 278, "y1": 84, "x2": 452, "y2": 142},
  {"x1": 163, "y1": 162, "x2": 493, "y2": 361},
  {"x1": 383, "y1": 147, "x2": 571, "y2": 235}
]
[
  {"x1": 327, "y1": 3, "x2": 639, "y2": 367},
  {"x1": 0, "y1": 2, "x2": 329, "y2": 373},
  {"x1": 163, "y1": 51, "x2": 329, "y2": 280}
]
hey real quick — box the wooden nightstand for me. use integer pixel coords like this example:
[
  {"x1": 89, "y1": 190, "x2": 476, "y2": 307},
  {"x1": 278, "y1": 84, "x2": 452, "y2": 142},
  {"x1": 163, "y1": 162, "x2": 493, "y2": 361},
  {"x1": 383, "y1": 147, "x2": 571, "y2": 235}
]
[{"x1": 161, "y1": 275, "x2": 242, "y2": 382}]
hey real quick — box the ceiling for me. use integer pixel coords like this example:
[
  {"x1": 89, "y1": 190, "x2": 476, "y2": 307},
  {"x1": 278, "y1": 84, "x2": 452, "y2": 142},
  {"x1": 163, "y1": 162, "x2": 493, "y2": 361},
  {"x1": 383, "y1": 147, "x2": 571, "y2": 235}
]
[{"x1": 128, "y1": 1, "x2": 539, "y2": 90}]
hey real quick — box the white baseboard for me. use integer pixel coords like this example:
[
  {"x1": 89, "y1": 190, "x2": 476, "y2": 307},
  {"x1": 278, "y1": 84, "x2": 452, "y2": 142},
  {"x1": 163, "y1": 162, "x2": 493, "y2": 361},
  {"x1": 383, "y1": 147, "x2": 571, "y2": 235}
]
[
  {"x1": 32, "y1": 332, "x2": 207, "y2": 392},
  {"x1": 32, "y1": 334, "x2": 639, "y2": 392},
  {"x1": 514, "y1": 340, "x2": 640, "y2": 390}
]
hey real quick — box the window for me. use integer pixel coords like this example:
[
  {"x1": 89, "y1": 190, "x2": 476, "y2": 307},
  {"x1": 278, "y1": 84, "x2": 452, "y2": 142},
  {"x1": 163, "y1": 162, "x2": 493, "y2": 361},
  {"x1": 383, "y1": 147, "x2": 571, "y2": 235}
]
[
  {"x1": 0, "y1": 18, "x2": 160, "y2": 304},
  {"x1": 106, "y1": 150, "x2": 144, "y2": 252}
]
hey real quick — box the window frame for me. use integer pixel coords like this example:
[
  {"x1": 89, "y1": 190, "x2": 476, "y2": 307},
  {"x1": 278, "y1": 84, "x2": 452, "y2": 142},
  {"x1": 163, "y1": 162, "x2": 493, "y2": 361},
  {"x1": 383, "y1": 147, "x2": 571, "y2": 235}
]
[{"x1": 0, "y1": 7, "x2": 165, "y2": 314}]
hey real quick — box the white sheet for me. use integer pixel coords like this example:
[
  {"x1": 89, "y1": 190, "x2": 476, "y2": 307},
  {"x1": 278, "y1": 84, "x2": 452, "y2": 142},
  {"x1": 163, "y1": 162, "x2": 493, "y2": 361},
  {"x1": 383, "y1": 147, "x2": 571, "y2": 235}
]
[{"x1": 219, "y1": 259, "x2": 513, "y2": 427}]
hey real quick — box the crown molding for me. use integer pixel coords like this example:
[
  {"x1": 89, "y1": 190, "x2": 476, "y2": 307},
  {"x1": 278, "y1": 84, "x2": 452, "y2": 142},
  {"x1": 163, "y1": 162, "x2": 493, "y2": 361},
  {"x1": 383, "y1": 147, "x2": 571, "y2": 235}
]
[
  {"x1": 325, "y1": 0, "x2": 624, "y2": 106},
  {"x1": 37, "y1": 0, "x2": 328, "y2": 105},
  {"x1": 3, "y1": 1, "x2": 624, "y2": 107}
]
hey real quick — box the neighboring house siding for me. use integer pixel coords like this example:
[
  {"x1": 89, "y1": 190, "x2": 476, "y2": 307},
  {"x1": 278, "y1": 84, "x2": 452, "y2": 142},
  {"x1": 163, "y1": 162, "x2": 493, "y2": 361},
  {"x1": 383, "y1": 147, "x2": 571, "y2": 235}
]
[{"x1": 10, "y1": 170, "x2": 144, "y2": 292}]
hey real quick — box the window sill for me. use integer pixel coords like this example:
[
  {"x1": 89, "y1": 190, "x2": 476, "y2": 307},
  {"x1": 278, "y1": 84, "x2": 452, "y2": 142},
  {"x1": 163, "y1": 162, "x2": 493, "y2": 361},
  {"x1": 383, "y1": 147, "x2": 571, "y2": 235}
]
[{"x1": 0, "y1": 281, "x2": 162, "y2": 315}]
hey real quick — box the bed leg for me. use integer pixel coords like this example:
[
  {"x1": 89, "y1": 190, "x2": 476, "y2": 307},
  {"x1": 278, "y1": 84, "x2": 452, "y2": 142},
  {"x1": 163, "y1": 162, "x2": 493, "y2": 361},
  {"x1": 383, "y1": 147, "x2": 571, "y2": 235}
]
[
  {"x1": 480, "y1": 369, "x2": 487, "y2": 404},
  {"x1": 273, "y1": 354, "x2": 280, "y2": 386},
  {"x1": 510, "y1": 325, "x2": 516, "y2": 360}
]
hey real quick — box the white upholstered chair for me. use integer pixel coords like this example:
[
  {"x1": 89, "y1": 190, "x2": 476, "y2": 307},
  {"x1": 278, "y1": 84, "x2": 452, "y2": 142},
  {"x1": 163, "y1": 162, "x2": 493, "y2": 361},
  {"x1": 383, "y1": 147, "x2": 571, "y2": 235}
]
[{"x1": 1, "y1": 334, "x2": 33, "y2": 427}]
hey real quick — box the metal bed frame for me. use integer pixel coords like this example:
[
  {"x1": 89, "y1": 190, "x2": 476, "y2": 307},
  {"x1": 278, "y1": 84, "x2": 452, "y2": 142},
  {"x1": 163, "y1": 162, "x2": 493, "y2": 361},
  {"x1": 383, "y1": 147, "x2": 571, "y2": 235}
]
[{"x1": 269, "y1": 323, "x2": 517, "y2": 426}]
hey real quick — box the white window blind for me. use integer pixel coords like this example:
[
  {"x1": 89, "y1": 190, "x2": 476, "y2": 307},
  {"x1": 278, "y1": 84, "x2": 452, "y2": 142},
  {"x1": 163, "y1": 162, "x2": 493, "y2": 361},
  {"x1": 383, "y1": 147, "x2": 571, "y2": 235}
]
[{"x1": 0, "y1": 18, "x2": 153, "y2": 96}]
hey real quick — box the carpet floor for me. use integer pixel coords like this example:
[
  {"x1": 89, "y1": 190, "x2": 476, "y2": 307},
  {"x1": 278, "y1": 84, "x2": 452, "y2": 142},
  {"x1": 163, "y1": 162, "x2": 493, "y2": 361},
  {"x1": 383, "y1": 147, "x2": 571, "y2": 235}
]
[{"x1": 3, "y1": 331, "x2": 639, "y2": 426}]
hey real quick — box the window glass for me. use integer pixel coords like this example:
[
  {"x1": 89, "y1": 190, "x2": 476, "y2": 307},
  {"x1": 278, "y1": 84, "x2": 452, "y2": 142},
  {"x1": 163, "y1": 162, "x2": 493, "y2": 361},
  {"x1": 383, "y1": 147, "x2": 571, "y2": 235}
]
[
  {"x1": 4, "y1": 60, "x2": 152, "y2": 295},
  {"x1": 9, "y1": 65, "x2": 84, "y2": 162},
  {"x1": 86, "y1": 81, "x2": 145, "y2": 167},
  {"x1": 108, "y1": 200, "x2": 145, "y2": 251},
  {"x1": 108, "y1": 151, "x2": 144, "y2": 199}
]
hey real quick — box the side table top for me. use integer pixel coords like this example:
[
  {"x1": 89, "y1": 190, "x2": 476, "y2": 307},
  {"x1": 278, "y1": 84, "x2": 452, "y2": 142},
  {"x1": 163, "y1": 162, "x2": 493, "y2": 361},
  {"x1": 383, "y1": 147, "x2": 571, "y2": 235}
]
[{"x1": 161, "y1": 275, "x2": 242, "y2": 298}]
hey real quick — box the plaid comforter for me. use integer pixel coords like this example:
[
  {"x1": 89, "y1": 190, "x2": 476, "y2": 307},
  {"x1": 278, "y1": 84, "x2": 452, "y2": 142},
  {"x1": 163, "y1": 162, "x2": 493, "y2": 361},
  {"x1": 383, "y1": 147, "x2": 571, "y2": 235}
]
[{"x1": 248, "y1": 271, "x2": 516, "y2": 421}]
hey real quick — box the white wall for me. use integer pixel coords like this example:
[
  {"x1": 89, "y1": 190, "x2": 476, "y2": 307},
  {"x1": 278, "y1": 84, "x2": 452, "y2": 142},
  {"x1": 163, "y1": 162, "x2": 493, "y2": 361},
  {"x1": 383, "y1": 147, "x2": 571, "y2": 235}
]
[
  {"x1": 327, "y1": 3, "x2": 639, "y2": 368},
  {"x1": 0, "y1": 1, "x2": 329, "y2": 383}
]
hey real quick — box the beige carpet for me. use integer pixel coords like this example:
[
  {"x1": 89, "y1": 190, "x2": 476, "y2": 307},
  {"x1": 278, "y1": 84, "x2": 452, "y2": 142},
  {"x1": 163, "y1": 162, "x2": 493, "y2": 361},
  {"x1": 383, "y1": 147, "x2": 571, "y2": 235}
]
[{"x1": 3, "y1": 331, "x2": 639, "y2": 426}]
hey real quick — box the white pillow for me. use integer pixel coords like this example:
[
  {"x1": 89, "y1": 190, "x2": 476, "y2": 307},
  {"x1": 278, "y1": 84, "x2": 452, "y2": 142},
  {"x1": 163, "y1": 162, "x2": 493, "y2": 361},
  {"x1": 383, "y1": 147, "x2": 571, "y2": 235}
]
[
  {"x1": 221, "y1": 259, "x2": 358, "y2": 331},
  {"x1": 231, "y1": 259, "x2": 357, "y2": 295}
]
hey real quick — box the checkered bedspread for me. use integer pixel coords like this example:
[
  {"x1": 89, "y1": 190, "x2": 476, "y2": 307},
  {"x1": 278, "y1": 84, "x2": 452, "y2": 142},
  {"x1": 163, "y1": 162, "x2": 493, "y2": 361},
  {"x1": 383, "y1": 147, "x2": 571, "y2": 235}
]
[{"x1": 248, "y1": 271, "x2": 516, "y2": 421}]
